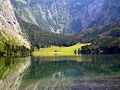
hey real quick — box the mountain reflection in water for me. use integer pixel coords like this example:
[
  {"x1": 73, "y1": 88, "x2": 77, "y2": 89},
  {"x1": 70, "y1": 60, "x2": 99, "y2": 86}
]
[
  {"x1": 0, "y1": 57, "x2": 31, "y2": 90},
  {"x1": 0, "y1": 55, "x2": 120, "y2": 90}
]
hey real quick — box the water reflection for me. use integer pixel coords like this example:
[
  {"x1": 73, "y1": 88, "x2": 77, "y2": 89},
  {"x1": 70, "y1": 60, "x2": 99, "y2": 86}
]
[
  {"x1": 0, "y1": 55, "x2": 120, "y2": 90},
  {"x1": 20, "y1": 55, "x2": 120, "y2": 90},
  {"x1": 0, "y1": 57, "x2": 31, "y2": 90}
]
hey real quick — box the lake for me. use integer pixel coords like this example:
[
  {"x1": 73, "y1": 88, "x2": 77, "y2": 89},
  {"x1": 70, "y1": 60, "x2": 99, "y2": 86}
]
[{"x1": 0, "y1": 55, "x2": 120, "y2": 90}]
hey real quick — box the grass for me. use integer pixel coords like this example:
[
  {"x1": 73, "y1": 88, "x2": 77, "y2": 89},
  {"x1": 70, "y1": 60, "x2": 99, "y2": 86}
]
[{"x1": 33, "y1": 43, "x2": 90, "y2": 56}]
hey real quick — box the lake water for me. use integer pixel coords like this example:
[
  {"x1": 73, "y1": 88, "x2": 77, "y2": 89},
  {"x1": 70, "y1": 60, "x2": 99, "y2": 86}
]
[{"x1": 0, "y1": 55, "x2": 120, "y2": 90}]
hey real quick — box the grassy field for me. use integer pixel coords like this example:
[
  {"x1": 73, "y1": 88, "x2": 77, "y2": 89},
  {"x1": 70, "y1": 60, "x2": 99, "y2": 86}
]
[{"x1": 33, "y1": 43, "x2": 90, "y2": 56}]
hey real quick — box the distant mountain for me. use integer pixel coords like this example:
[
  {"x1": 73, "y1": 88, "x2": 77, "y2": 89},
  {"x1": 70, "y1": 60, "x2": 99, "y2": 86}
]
[{"x1": 11, "y1": 0, "x2": 120, "y2": 34}]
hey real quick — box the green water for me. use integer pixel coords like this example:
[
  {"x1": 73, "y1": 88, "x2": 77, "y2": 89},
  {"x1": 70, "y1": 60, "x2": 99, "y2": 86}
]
[{"x1": 0, "y1": 55, "x2": 120, "y2": 90}]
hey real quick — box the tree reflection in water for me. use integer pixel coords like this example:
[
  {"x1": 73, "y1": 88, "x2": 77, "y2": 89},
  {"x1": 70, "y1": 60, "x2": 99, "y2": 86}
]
[
  {"x1": 0, "y1": 57, "x2": 31, "y2": 90},
  {"x1": 20, "y1": 55, "x2": 120, "y2": 90},
  {"x1": 0, "y1": 55, "x2": 120, "y2": 90}
]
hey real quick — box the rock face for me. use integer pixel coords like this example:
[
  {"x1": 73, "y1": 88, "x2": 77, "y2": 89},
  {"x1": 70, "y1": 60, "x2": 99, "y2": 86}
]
[
  {"x1": 0, "y1": 0, "x2": 30, "y2": 48},
  {"x1": 11, "y1": 0, "x2": 120, "y2": 34},
  {"x1": 78, "y1": 0, "x2": 120, "y2": 29}
]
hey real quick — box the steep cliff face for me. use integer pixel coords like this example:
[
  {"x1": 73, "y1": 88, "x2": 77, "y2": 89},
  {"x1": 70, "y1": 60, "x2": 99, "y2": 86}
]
[
  {"x1": 0, "y1": 0, "x2": 30, "y2": 49},
  {"x1": 11, "y1": 0, "x2": 120, "y2": 34},
  {"x1": 11, "y1": 0, "x2": 72, "y2": 34},
  {"x1": 78, "y1": 0, "x2": 120, "y2": 29}
]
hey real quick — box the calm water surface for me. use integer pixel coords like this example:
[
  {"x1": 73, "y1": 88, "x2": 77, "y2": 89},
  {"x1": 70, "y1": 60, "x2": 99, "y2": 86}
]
[{"x1": 0, "y1": 55, "x2": 120, "y2": 90}]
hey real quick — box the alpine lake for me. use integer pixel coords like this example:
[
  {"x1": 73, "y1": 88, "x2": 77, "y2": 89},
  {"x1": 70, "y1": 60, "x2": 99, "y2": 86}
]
[{"x1": 0, "y1": 54, "x2": 120, "y2": 90}]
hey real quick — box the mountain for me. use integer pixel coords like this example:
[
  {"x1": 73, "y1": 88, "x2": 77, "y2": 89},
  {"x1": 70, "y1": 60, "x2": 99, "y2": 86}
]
[
  {"x1": 77, "y1": 20, "x2": 120, "y2": 54},
  {"x1": 72, "y1": 0, "x2": 120, "y2": 30},
  {"x1": 11, "y1": 0, "x2": 120, "y2": 34},
  {"x1": 0, "y1": 0, "x2": 30, "y2": 56},
  {"x1": 77, "y1": 20, "x2": 120, "y2": 45},
  {"x1": 17, "y1": 17, "x2": 78, "y2": 49}
]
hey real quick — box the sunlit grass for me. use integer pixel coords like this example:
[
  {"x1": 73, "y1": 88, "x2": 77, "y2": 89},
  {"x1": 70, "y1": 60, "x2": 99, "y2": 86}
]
[{"x1": 33, "y1": 43, "x2": 90, "y2": 56}]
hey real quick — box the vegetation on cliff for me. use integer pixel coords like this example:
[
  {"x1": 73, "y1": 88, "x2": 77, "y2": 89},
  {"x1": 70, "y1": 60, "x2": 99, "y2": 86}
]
[
  {"x1": 78, "y1": 21, "x2": 120, "y2": 54},
  {"x1": 0, "y1": 29, "x2": 30, "y2": 57}
]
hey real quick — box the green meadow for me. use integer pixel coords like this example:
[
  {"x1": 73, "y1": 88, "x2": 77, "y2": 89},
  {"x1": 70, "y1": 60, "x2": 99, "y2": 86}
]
[{"x1": 33, "y1": 43, "x2": 90, "y2": 56}]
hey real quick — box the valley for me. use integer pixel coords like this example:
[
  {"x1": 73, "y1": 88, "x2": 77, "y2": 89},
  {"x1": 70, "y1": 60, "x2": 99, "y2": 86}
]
[
  {"x1": 0, "y1": 0, "x2": 120, "y2": 56},
  {"x1": 0, "y1": 0, "x2": 120, "y2": 89}
]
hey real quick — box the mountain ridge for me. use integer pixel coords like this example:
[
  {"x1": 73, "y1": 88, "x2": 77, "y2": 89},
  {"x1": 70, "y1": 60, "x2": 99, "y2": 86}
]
[{"x1": 11, "y1": 0, "x2": 120, "y2": 34}]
